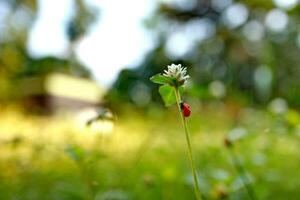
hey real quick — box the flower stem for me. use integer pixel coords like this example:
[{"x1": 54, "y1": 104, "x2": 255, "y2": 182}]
[
  {"x1": 229, "y1": 147, "x2": 258, "y2": 200},
  {"x1": 174, "y1": 88, "x2": 202, "y2": 200}
]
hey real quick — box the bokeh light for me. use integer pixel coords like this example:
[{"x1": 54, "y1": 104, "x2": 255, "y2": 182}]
[
  {"x1": 273, "y1": 0, "x2": 298, "y2": 10},
  {"x1": 243, "y1": 20, "x2": 265, "y2": 42},
  {"x1": 265, "y1": 9, "x2": 288, "y2": 33},
  {"x1": 223, "y1": 3, "x2": 249, "y2": 29}
]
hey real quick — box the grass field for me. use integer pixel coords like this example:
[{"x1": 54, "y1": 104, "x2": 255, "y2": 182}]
[{"x1": 0, "y1": 102, "x2": 299, "y2": 200}]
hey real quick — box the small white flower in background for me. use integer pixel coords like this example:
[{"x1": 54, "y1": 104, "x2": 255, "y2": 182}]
[
  {"x1": 163, "y1": 63, "x2": 190, "y2": 86},
  {"x1": 269, "y1": 98, "x2": 288, "y2": 114}
]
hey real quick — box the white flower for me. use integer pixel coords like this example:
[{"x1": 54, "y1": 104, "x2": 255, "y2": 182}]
[{"x1": 163, "y1": 63, "x2": 190, "y2": 86}]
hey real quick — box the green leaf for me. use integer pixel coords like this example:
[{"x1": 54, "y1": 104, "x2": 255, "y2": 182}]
[
  {"x1": 159, "y1": 85, "x2": 177, "y2": 106},
  {"x1": 150, "y1": 74, "x2": 174, "y2": 85}
]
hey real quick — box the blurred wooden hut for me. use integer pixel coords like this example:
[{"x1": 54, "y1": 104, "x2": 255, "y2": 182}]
[{"x1": 19, "y1": 73, "x2": 106, "y2": 113}]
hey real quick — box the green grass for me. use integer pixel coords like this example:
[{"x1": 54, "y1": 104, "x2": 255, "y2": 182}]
[{"x1": 0, "y1": 103, "x2": 299, "y2": 200}]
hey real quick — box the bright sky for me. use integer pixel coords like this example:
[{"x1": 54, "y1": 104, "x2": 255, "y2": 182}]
[
  {"x1": 26, "y1": 0, "x2": 297, "y2": 88},
  {"x1": 28, "y1": 0, "x2": 157, "y2": 87}
]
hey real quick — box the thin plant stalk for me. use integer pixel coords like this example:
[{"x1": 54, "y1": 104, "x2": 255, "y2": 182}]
[
  {"x1": 229, "y1": 146, "x2": 258, "y2": 200},
  {"x1": 174, "y1": 87, "x2": 202, "y2": 200},
  {"x1": 75, "y1": 159, "x2": 95, "y2": 200}
]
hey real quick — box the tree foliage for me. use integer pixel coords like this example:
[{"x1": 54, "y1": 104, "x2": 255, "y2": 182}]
[
  {"x1": 0, "y1": 0, "x2": 98, "y2": 100},
  {"x1": 109, "y1": 0, "x2": 300, "y2": 107}
]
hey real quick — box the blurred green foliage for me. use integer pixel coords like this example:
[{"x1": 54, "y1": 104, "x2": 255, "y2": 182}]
[
  {"x1": 108, "y1": 0, "x2": 300, "y2": 107},
  {"x1": 0, "y1": 104, "x2": 300, "y2": 200}
]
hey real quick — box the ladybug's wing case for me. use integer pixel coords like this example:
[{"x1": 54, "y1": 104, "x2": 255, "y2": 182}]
[{"x1": 181, "y1": 103, "x2": 191, "y2": 117}]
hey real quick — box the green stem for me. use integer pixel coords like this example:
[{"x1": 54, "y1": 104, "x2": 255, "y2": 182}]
[
  {"x1": 229, "y1": 147, "x2": 258, "y2": 200},
  {"x1": 76, "y1": 160, "x2": 95, "y2": 200},
  {"x1": 174, "y1": 88, "x2": 202, "y2": 200}
]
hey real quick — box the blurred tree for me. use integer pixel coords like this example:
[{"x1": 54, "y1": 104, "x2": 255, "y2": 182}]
[
  {"x1": 0, "y1": 0, "x2": 99, "y2": 101},
  {"x1": 66, "y1": 0, "x2": 98, "y2": 62},
  {"x1": 0, "y1": 0, "x2": 36, "y2": 100},
  {"x1": 109, "y1": 0, "x2": 300, "y2": 107},
  {"x1": 67, "y1": 0, "x2": 98, "y2": 43}
]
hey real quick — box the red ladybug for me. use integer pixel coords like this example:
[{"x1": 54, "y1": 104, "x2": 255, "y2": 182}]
[{"x1": 180, "y1": 102, "x2": 191, "y2": 117}]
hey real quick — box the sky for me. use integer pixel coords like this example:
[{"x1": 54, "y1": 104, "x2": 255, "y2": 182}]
[
  {"x1": 27, "y1": 0, "x2": 157, "y2": 87},
  {"x1": 25, "y1": 0, "x2": 297, "y2": 87}
]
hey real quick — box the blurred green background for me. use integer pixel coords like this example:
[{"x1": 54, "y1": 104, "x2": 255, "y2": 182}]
[{"x1": 0, "y1": 0, "x2": 300, "y2": 199}]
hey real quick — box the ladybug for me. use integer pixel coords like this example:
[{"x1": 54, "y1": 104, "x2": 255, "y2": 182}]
[{"x1": 180, "y1": 102, "x2": 191, "y2": 117}]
